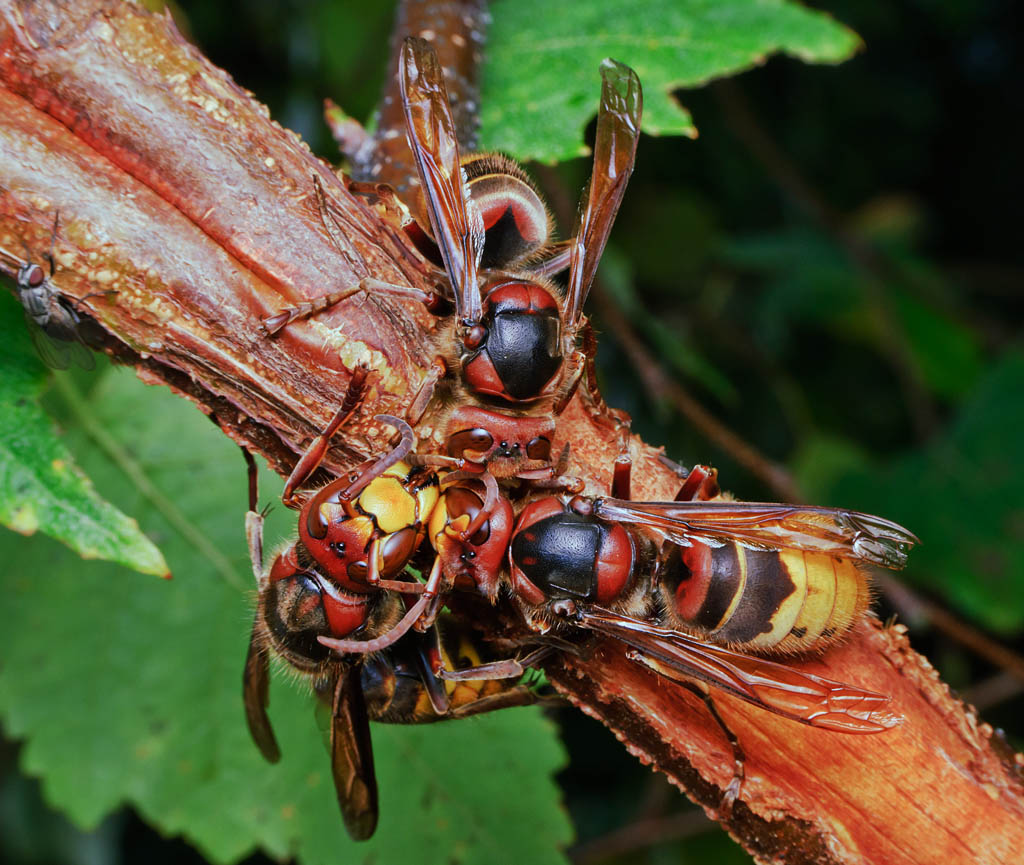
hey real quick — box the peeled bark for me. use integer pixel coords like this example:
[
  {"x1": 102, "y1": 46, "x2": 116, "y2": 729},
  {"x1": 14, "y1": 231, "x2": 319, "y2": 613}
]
[{"x1": 1, "y1": 2, "x2": 1021, "y2": 862}]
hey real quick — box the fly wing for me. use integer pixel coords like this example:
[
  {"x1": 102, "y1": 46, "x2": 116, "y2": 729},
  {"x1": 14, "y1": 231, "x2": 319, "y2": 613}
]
[
  {"x1": 577, "y1": 607, "x2": 899, "y2": 733},
  {"x1": 0, "y1": 244, "x2": 29, "y2": 276},
  {"x1": 25, "y1": 313, "x2": 74, "y2": 370},
  {"x1": 330, "y1": 660, "x2": 379, "y2": 841},
  {"x1": 400, "y1": 37, "x2": 484, "y2": 324},
  {"x1": 22, "y1": 295, "x2": 95, "y2": 370},
  {"x1": 564, "y1": 59, "x2": 642, "y2": 330},
  {"x1": 595, "y1": 498, "x2": 918, "y2": 570},
  {"x1": 63, "y1": 336, "x2": 96, "y2": 370}
]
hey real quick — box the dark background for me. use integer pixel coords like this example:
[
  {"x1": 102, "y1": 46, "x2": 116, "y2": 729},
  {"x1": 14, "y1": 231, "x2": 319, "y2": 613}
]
[{"x1": 2, "y1": 1, "x2": 1021, "y2": 863}]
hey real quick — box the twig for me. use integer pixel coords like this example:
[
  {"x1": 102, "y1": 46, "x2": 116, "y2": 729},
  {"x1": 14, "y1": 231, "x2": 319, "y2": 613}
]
[
  {"x1": 569, "y1": 807, "x2": 714, "y2": 865},
  {"x1": 876, "y1": 572, "x2": 1024, "y2": 685},
  {"x1": 712, "y1": 79, "x2": 937, "y2": 440},
  {"x1": 5, "y1": 6, "x2": 1024, "y2": 862},
  {"x1": 964, "y1": 672, "x2": 1024, "y2": 714},
  {"x1": 589, "y1": 284, "x2": 803, "y2": 501},
  {"x1": 534, "y1": 163, "x2": 803, "y2": 502}
]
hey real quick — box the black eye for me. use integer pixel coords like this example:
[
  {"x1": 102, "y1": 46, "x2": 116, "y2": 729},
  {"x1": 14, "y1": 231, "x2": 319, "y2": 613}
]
[
  {"x1": 464, "y1": 325, "x2": 488, "y2": 349},
  {"x1": 526, "y1": 437, "x2": 551, "y2": 460},
  {"x1": 447, "y1": 428, "x2": 494, "y2": 458}
]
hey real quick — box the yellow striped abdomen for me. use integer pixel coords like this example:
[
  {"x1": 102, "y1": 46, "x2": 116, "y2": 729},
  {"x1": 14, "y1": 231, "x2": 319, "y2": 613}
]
[{"x1": 662, "y1": 543, "x2": 871, "y2": 654}]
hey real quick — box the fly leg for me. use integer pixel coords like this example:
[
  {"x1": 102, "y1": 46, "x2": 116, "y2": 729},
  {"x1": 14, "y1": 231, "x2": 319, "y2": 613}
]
[
  {"x1": 448, "y1": 686, "x2": 544, "y2": 717},
  {"x1": 611, "y1": 453, "x2": 632, "y2": 500},
  {"x1": 664, "y1": 457, "x2": 721, "y2": 502},
  {"x1": 514, "y1": 445, "x2": 584, "y2": 495},
  {"x1": 262, "y1": 177, "x2": 445, "y2": 335},
  {"x1": 436, "y1": 644, "x2": 561, "y2": 681},
  {"x1": 406, "y1": 356, "x2": 448, "y2": 426},
  {"x1": 550, "y1": 349, "x2": 586, "y2": 416},
  {"x1": 261, "y1": 277, "x2": 442, "y2": 334},
  {"x1": 678, "y1": 680, "x2": 744, "y2": 817}
]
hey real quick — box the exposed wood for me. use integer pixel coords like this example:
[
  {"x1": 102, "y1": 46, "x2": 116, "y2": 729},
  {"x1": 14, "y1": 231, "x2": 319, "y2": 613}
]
[
  {"x1": 1, "y1": 2, "x2": 1021, "y2": 862},
  {"x1": 347, "y1": 0, "x2": 488, "y2": 202}
]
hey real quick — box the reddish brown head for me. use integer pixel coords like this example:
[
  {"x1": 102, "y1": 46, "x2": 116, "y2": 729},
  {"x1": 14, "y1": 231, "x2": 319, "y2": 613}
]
[
  {"x1": 297, "y1": 461, "x2": 439, "y2": 593},
  {"x1": 445, "y1": 405, "x2": 554, "y2": 479},
  {"x1": 428, "y1": 476, "x2": 514, "y2": 600},
  {"x1": 263, "y1": 547, "x2": 371, "y2": 668}
]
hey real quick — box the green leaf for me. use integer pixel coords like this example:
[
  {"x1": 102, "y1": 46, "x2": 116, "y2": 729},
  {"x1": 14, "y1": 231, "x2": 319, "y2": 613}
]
[
  {"x1": 0, "y1": 292, "x2": 168, "y2": 578},
  {"x1": 482, "y1": 0, "x2": 860, "y2": 161},
  {"x1": 890, "y1": 289, "x2": 983, "y2": 400},
  {"x1": 725, "y1": 231, "x2": 983, "y2": 400},
  {"x1": 789, "y1": 434, "x2": 873, "y2": 503},
  {"x1": 0, "y1": 368, "x2": 571, "y2": 864}
]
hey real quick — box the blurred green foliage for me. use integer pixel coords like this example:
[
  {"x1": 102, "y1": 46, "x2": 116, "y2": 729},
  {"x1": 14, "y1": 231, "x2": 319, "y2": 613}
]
[
  {"x1": 0, "y1": 298, "x2": 167, "y2": 577},
  {"x1": 0, "y1": 366, "x2": 570, "y2": 865},
  {"x1": 2, "y1": 0, "x2": 1022, "y2": 864}
]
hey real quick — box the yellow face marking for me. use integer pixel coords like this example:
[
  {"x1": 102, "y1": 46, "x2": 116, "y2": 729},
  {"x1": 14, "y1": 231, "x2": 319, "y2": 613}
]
[
  {"x1": 360, "y1": 476, "x2": 416, "y2": 534},
  {"x1": 318, "y1": 501, "x2": 348, "y2": 527},
  {"x1": 414, "y1": 483, "x2": 440, "y2": 524},
  {"x1": 428, "y1": 500, "x2": 447, "y2": 550},
  {"x1": 337, "y1": 514, "x2": 375, "y2": 544},
  {"x1": 382, "y1": 460, "x2": 413, "y2": 481},
  {"x1": 446, "y1": 514, "x2": 471, "y2": 538}
]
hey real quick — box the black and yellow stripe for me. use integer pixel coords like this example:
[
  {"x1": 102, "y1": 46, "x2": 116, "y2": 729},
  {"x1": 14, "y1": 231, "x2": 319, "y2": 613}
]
[{"x1": 666, "y1": 543, "x2": 870, "y2": 653}]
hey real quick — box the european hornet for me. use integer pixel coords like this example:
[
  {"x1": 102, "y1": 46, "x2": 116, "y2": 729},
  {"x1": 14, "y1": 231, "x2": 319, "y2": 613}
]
[
  {"x1": 252, "y1": 365, "x2": 520, "y2": 658},
  {"x1": 262, "y1": 38, "x2": 642, "y2": 483},
  {"x1": 0, "y1": 213, "x2": 97, "y2": 370},
  {"x1": 260, "y1": 367, "x2": 444, "y2": 656},
  {"x1": 434, "y1": 461, "x2": 919, "y2": 806},
  {"x1": 241, "y1": 444, "x2": 548, "y2": 840}
]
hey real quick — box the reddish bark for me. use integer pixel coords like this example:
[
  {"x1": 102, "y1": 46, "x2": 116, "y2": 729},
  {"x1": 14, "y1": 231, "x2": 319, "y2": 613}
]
[
  {"x1": 348, "y1": 0, "x2": 488, "y2": 204},
  {"x1": 1, "y1": 2, "x2": 1021, "y2": 862}
]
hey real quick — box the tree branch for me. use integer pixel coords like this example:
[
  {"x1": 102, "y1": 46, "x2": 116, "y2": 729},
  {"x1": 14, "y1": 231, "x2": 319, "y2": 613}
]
[{"x1": 1, "y1": 2, "x2": 1021, "y2": 862}]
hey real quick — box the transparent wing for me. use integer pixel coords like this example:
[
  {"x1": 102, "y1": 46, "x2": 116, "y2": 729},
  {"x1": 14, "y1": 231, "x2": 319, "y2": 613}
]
[
  {"x1": 595, "y1": 498, "x2": 918, "y2": 570},
  {"x1": 577, "y1": 607, "x2": 899, "y2": 733},
  {"x1": 400, "y1": 37, "x2": 484, "y2": 324},
  {"x1": 564, "y1": 59, "x2": 643, "y2": 329},
  {"x1": 24, "y1": 313, "x2": 73, "y2": 370}
]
